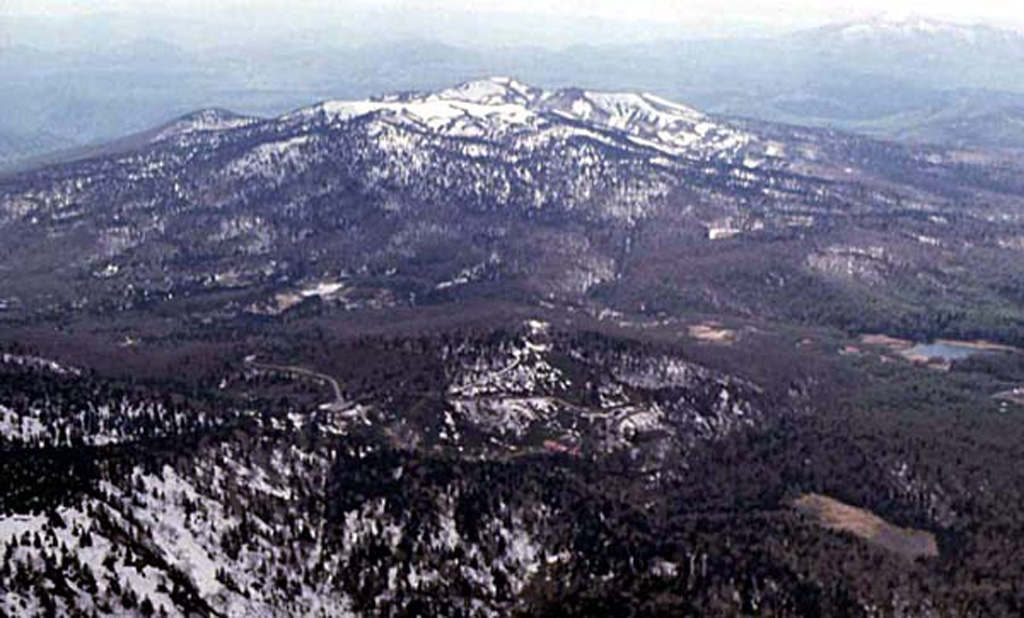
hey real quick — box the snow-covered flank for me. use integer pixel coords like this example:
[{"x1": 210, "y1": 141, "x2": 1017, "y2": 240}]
[
  {"x1": 96, "y1": 444, "x2": 355, "y2": 617},
  {"x1": 104, "y1": 468, "x2": 227, "y2": 601},
  {"x1": 287, "y1": 77, "x2": 758, "y2": 162},
  {"x1": 0, "y1": 436, "x2": 359, "y2": 617},
  {"x1": 0, "y1": 503, "x2": 181, "y2": 617},
  {"x1": 539, "y1": 88, "x2": 753, "y2": 158}
]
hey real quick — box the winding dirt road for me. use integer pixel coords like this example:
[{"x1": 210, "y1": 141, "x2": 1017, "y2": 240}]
[{"x1": 245, "y1": 356, "x2": 347, "y2": 410}]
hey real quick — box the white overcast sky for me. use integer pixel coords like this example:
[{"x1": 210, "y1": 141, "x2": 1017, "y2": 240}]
[{"x1": 2, "y1": 0, "x2": 1023, "y2": 47}]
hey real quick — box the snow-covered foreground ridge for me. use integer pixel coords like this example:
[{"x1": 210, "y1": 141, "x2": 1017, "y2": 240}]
[{"x1": 284, "y1": 77, "x2": 759, "y2": 160}]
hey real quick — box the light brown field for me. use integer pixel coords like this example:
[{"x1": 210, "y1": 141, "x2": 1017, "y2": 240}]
[
  {"x1": 898, "y1": 352, "x2": 952, "y2": 371},
  {"x1": 859, "y1": 334, "x2": 912, "y2": 350},
  {"x1": 933, "y1": 339, "x2": 1018, "y2": 353},
  {"x1": 793, "y1": 493, "x2": 939, "y2": 560}
]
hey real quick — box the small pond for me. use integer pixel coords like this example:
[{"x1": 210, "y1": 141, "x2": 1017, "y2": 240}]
[{"x1": 904, "y1": 342, "x2": 985, "y2": 361}]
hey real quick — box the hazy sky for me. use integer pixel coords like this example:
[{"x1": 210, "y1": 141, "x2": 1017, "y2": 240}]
[{"x1": 2, "y1": 0, "x2": 1023, "y2": 48}]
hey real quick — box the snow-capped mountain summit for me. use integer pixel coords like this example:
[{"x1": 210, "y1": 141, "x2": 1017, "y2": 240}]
[
  {"x1": 838, "y1": 14, "x2": 978, "y2": 39},
  {"x1": 289, "y1": 78, "x2": 754, "y2": 160},
  {"x1": 291, "y1": 94, "x2": 540, "y2": 140},
  {"x1": 809, "y1": 13, "x2": 1023, "y2": 47},
  {"x1": 413, "y1": 76, "x2": 542, "y2": 107}
]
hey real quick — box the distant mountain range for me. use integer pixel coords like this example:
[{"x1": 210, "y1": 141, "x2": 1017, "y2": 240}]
[{"x1": 2, "y1": 14, "x2": 1024, "y2": 169}]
